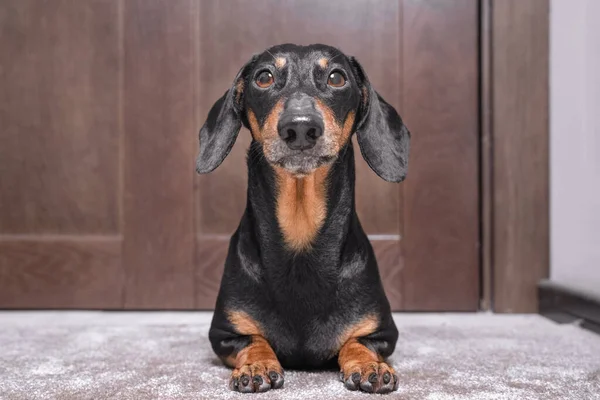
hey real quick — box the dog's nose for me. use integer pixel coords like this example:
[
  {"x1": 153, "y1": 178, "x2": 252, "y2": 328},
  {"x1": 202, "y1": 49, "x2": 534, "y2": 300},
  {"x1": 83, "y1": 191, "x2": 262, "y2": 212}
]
[
  {"x1": 278, "y1": 95, "x2": 324, "y2": 150},
  {"x1": 278, "y1": 117, "x2": 323, "y2": 150}
]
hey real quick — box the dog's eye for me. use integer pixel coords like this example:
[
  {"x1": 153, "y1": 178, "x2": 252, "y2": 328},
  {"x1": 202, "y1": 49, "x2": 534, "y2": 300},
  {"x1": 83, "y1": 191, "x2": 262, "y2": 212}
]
[
  {"x1": 327, "y1": 71, "x2": 346, "y2": 87},
  {"x1": 255, "y1": 71, "x2": 274, "y2": 88}
]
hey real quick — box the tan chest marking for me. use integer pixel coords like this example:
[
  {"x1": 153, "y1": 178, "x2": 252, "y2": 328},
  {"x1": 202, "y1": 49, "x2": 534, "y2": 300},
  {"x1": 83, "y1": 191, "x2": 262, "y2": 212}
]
[{"x1": 274, "y1": 165, "x2": 330, "y2": 252}]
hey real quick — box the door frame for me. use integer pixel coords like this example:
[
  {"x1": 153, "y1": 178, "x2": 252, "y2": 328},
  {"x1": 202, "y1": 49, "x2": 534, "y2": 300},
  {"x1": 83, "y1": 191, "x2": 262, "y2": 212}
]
[{"x1": 480, "y1": 0, "x2": 550, "y2": 313}]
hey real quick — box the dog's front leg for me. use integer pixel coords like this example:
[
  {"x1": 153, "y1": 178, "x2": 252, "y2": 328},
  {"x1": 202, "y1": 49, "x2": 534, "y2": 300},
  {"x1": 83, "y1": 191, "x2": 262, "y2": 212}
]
[
  {"x1": 211, "y1": 310, "x2": 284, "y2": 393},
  {"x1": 338, "y1": 335, "x2": 399, "y2": 394}
]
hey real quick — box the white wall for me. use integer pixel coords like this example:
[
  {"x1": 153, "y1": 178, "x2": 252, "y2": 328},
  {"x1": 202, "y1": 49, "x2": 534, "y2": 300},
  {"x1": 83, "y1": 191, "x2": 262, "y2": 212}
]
[{"x1": 551, "y1": 0, "x2": 600, "y2": 295}]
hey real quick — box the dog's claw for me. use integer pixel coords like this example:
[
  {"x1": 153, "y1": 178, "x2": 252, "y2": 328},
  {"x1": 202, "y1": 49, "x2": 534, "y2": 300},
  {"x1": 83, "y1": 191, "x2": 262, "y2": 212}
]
[
  {"x1": 240, "y1": 374, "x2": 250, "y2": 386},
  {"x1": 344, "y1": 373, "x2": 359, "y2": 391},
  {"x1": 383, "y1": 371, "x2": 391, "y2": 384},
  {"x1": 229, "y1": 377, "x2": 239, "y2": 391},
  {"x1": 268, "y1": 371, "x2": 284, "y2": 389}
]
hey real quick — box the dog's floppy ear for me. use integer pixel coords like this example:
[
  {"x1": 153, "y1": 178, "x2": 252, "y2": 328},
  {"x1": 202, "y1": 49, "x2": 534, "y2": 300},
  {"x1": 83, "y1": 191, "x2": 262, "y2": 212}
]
[
  {"x1": 196, "y1": 55, "x2": 258, "y2": 174},
  {"x1": 349, "y1": 57, "x2": 410, "y2": 182}
]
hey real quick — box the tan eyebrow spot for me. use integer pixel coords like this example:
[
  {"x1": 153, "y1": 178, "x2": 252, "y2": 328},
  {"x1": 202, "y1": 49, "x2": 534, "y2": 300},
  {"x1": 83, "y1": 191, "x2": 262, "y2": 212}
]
[
  {"x1": 318, "y1": 58, "x2": 329, "y2": 69},
  {"x1": 275, "y1": 57, "x2": 286, "y2": 68}
]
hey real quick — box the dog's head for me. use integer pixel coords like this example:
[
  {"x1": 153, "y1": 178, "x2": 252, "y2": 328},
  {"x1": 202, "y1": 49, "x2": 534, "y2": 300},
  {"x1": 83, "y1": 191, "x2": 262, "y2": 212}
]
[{"x1": 196, "y1": 44, "x2": 410, "y2": 181}]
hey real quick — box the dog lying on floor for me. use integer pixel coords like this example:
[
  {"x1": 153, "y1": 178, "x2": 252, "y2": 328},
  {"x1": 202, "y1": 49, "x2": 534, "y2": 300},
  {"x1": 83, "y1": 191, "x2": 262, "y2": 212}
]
[{"x1": 196, "y1": 44, "x2": 410, "y2": 394}]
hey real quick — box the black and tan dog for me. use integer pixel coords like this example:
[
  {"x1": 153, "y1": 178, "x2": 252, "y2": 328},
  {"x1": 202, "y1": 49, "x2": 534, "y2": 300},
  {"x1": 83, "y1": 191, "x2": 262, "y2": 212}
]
[{"x1": 196, "y1": 44, "x2": 410, "y2": 394}]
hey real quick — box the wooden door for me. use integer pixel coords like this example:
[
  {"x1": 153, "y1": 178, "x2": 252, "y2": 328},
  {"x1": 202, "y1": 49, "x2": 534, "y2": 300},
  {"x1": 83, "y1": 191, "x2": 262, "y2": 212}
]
[{"x1": 0, "y1": 0, "x2": 479, "y2": 311}]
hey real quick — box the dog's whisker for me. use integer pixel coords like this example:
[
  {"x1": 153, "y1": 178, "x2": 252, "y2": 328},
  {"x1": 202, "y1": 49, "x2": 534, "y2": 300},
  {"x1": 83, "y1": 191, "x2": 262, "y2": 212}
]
[
  {"x1": 265, "y1": 49, "x2": 277, "y2": 62},
  {"x1": 247, "y1": 146, "x2": 263, "y2": 167},
  {"x1": 328, "y1": 51, "x2": 343, "y2": 64}
]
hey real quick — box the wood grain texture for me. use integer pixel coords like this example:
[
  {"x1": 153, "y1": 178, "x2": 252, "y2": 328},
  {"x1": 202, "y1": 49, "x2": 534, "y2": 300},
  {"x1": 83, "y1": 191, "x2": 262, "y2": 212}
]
[
  {"x1": 0, "y1": 0, "x2": 120, "y2": 234},
  {"x1": 0, "y1": 237, "x2": 123, "y2": 308},
  {"x1": 371, "y1": 239, "x2": 404, "y2": 309},
  {"x1": 480, "y1": 0, "x2": 493, "y2": 311},
  {"x1": 492, "y1": 0, "x2": 549, "y2": 313},
  {"x1": 122, "y1": 0, "x2": 196, "y2": 309},
  {"x1": 401, "y1": 0, "x2": 480, "y2": 311},
  {"x1": 195, "y1": 237, "x2": 229, "y2": 309}
]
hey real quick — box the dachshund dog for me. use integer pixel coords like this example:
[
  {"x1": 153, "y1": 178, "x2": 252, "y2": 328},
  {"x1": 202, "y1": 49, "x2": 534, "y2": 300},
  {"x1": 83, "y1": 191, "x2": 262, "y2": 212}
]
[{"x1": 196, "y1": 44, "x2": 410, "y2": 394}]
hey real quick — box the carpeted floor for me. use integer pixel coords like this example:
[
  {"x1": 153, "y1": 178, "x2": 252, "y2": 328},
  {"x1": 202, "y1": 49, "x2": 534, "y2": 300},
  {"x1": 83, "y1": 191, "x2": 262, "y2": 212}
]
[{"x1": 0, "y1": 312, "x2": 599, "y2": 400}]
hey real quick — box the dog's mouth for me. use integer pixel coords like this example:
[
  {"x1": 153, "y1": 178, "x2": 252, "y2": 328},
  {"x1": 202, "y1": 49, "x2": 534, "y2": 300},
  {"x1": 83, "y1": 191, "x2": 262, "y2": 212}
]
[
  {"x1": 262, "y1": 135, "x2": 338, "y2": 176},
  {"x1": 272, "y1": 152, "x2": 336, "y2": 176}
]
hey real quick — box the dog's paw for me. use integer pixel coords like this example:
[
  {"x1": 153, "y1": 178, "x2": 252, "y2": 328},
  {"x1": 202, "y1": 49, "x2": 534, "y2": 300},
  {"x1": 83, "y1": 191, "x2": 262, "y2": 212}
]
[
  {"x1": 340, "y1": 361, "x2": 398, "y2": 394},
  {"x1": 230, "y1": 361, "x2": 284, "y2": 393}
]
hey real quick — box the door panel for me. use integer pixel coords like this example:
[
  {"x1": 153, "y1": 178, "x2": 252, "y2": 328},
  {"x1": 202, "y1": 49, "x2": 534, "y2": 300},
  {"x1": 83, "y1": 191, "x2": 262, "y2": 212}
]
[
  {"x1": 0, "y1": 239, "x2": 123, "y2": 308},
  {"x1": 193, "y1": 0, "x2": 479, "y2": 311},
  {"x1": 0, "y1": 0, "x2": 479, "y2": 311},
  {"x1": 0, "y1": 0, "x2": 124, "y2": 308},
  {"x1": 121, "y1": 0, "x2": 196, "y2": 309},
  {"x1": 402, "y1": 0, "x2": 479, "y2": 310},
  {"x1": 0, "y1": 0, "x2": 120, "y2": 234}
]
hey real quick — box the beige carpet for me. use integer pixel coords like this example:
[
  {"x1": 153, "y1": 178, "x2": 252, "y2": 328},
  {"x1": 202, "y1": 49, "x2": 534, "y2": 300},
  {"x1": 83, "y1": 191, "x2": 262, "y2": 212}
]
[{"x1": 0, "y1": 312, "x2": 599, "y2": 400}]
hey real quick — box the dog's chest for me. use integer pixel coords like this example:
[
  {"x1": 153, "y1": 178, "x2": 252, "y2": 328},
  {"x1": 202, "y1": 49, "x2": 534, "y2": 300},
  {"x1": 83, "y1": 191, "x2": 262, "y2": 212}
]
[{"x1": 262, "y1": 307, "x2": 348, "y2": 369}]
